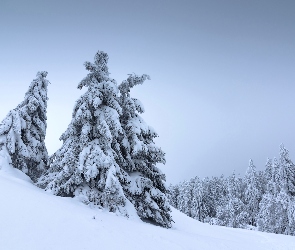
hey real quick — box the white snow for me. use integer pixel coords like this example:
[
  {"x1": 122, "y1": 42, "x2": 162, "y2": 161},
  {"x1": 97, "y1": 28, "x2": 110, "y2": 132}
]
[{"x1": 0, "y1": 167, "x2": 294, "y2": 250}]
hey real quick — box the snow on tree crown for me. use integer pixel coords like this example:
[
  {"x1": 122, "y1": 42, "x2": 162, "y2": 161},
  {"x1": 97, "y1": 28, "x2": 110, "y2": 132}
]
[
  {"x1": 78, "y1": 51, "x2": 110, "y2": 90},
  {"x1": 36, "y1": 71, "x2": 48, "y2": 78},
  {"x1": 279, "y1": 144, "x2": 289, "y2": 158}
]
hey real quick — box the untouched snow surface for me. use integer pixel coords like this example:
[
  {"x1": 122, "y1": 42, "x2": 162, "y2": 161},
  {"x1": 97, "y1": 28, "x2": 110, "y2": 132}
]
[{"x1": 0, "y1": 167, "x2": 294, "y2": 250}]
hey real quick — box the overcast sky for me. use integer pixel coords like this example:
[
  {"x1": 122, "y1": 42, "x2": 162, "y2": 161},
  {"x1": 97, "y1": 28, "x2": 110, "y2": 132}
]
[{"x1": 0, "y1": 0, "x2": 295, "y2": 184}]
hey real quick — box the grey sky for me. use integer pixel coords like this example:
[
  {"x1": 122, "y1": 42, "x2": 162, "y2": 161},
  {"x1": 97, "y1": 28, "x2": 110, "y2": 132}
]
[{"x1": 0, "y1": 0, "x2": 295, "y2": 184}]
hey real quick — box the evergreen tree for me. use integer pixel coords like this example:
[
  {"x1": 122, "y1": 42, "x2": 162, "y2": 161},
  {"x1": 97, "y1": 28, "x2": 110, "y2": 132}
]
[
  {"x1": 118, "y1": 73, "x2": 172, "y2": 227},
  {"x1": 264, "y1": 158, "x2": 273, "y2": 193},
  {"x1": 257, "y1": 158, "x2": 279, "y2": 233},
  {"x1": 257, "y1": 146, "x2": 295, "y2": 235},
  {"x1": 279, "y1": 144, "x2": 295, "y2": 196},
  {"x1": 287, "y1": 198, "x2": 295, "y2": 235},
  {"x1": 257, "y1": 191, "x2": 289, "y2": 234},
  {"x1": 38, "y1": 51, "x2": 129, "y2": 214},
  {"x1": 37, "y1": 51, "x2": 172, "y2": 227},
  {"x1": 273, "y1": 157, "x2": 281, "y2": 193},
  {"x1": 204, "y1": 175, "x2": 226, "y2": 220},
  {"x1": 264, "y1": 158, "x2": 272, "y2": 183},
  {"x1": 201, "y1": 177, "x2": 211, "y2": 218},
  {"x1": 244, "y1": 159, "x2": 261, "y2": 226},
  {"x1": 190, "y1": 176, "x2": 207, "y2": 222},
  {"x1": 172, "y1": 180, "x2": 188, "y2": 215},
  {"x1": 177, "y1": 180, "x2": 189, "y2": 214},
  {"x1": 215, "y1": 172, "x2": 248, "y2": 228},
  {"x1": 257, "y1": 193, "x2": 279, "y2": 233},
  {"x1": 167, "y1": 183, "x2": 179, "y2": 208},
  {"x1": 0, "y1": 71, "x2": 49, "y2": 181}
]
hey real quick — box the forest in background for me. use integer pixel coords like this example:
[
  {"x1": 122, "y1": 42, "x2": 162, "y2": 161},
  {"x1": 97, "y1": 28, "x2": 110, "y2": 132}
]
[{"x1": 168, "y1": 144, "x2": 295, "y2": 235}]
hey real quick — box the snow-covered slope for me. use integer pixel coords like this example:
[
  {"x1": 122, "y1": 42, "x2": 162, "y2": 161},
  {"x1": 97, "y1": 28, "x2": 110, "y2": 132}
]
[{"x1": 0, "y1": 167, "x2": 294, "y2": 250}]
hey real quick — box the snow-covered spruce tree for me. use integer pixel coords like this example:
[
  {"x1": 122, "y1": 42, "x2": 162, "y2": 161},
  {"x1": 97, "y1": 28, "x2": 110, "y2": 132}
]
[
  {"x1": 167, "y1": 183, "x2": 179, "y2": 208},
  {"x1": 118, "y1": 74, "x2": 172, "y2": 228},
  {"x1": 38, "y1": 51, "x2": 129, "y2": 214},
  {"x1": 264, "y1": 158, "x2": 274, "y2": 193},
  {"x1": 264, "y1": 158, "x2": 272, "y2": 183},
  {"x1": 190, "y1": 176, "x2": 207, "y2": 222},
  {"x1": 287, "y1": 198, "x2": 295, "y2": 235},
  {"x1": 176, "y1": 180, "x2": 190, "y2": 215},
  {"x1": 244, "y1": 159, "x2": 261, "y2": 226},
  {"x1": 215, "y1": 172, "x2": 248, "y2": 228},
  {"x1": 257, "y1": 190, "x2": 289, "y2": 234},
  {"x1": 257, "y1": 158, "x2": 279, "y2": 233},
  {"x1": 279, "y1": 144, "x2": 295, "y2": 196},
  {"x1": 257, "y1": 146, "x2": 295, "y2": 235},
  {"x1": 0, "y1": 72, "x2": 49, "y2": 181},
  {"x1": 182, "y1": 180, "x2": 193, "y2": 216},
  {"x1": 203, "y1": 175, "x2": 226, "y2": 220},
  {"x1": 272, "y1": 157, "x2": 282, "y2": 193},
  {"x1": 256, "y1": 169, "x2": 266, "y2": 195}
]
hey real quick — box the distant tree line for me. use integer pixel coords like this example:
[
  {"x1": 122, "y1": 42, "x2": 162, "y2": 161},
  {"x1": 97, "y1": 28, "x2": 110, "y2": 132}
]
[{"x1": 168, "y1": 145, "x2": 295, "y2": 235}]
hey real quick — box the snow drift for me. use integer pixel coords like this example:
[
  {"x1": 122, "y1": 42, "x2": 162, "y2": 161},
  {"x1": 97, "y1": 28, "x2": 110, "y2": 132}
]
[{"x1": 0, "y1": 165, "x2": 294, "y2": 250}]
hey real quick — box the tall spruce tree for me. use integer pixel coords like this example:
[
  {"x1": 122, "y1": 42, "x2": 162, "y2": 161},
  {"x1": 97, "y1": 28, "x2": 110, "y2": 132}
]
[
  {"x1": 273, "y1": 157, "x2": 281, "y2": 193},
  {"x1": 0, "y1": 71, "x2": 49, "y2": 181},
  {"x1": 257, "y1": 146, "x2": 295, "y2": 235},
  {"x1": 215, "y1": 172, "x2": 248, "y2": 228},
  {"x1": 118, "y1": 74, "x2": 172, "y2": 228},
  {"x1": 244, "y1": 159, "x2": 261, "y2": 226},
  {"x1": 190, "y1": 176, "x2": 207, "y2": 222},
  {"x1": 203, "y1": 176, "x2": 226, "y2": 220},
  {"x1": 279, "y1": 144, "x2": 295, "y2": 196},
  {"x1": 38, "y1": 51, "x2": 129, "y2": 214},
  {"x1": 287, "y1": 198, "x2": 295, "y2": 235},
  {"x1": 38, "y1": 51, "x2": 172, "y2": 227},
  {"x1": 177, "y1": 180, "x2": 191, "y2": 216},
  {"x1": 264, "y1": 158, "x2": 272, "y2": 182},
  {"x1": 170, "y1": 184, "x2": 180, "y2": 208},
  {"x1": 264, "y1": 158, "x2": 274, "y2": 193}
]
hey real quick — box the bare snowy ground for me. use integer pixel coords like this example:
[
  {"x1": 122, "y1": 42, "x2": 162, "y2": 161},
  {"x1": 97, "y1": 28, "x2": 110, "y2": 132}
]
[{"x1": 0, "y1": 166, "x2": 294, "y2": 250}]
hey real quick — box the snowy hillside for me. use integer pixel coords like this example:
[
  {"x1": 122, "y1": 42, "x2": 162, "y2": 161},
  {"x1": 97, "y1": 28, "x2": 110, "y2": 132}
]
[{"x1": 0, "y1": 167, "x2": 294, "y2": 250}]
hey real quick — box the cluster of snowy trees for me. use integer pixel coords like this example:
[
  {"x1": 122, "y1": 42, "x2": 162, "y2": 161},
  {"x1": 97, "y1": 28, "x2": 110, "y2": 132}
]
[
  {"x1": 0, "y1": 51, "x2": 172, "y2": 228},
  {"x1": 168, "y1": 146, "x2": 295, "y2": 235}
]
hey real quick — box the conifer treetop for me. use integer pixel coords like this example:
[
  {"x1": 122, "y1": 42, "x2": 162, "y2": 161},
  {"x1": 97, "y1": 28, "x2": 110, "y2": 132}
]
[
  {"x1": 245, "y1": 159, "x2": 256, "y2": 179},
  {"x1": 78, "y1": 51, "x2": 111, "y2": 90}
]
